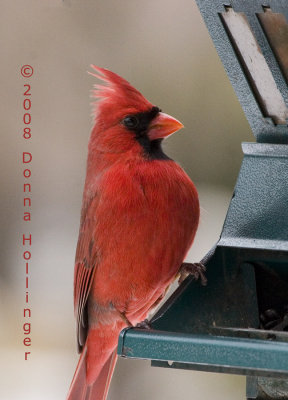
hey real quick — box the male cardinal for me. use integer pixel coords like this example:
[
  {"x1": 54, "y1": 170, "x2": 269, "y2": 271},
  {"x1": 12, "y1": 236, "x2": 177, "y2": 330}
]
[{"x1": 67, "y1": 66, "x2": 201, "y2": 400}]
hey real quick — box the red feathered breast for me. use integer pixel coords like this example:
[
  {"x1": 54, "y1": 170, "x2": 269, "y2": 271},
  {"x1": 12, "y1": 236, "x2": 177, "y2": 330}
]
[{"x1": 89, "y1": 158, "x2": 199, "y2": 323}]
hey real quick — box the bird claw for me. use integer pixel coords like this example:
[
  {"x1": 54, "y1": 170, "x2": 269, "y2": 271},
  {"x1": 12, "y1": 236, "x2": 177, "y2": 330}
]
[
  {"x1": 135, "y1": 319, "x2": 152, "y2": 329},
  {"x1": 118, "y1": 312, "x2": 152, "y2": 329},
  {"x1": 178, "y1": 262, "x2": 207, "y2": 286}
]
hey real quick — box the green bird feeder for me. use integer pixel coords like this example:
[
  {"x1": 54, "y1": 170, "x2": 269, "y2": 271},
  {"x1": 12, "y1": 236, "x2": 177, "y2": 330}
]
[{"x1": 118, "y1": 1, "x2": 288, "y2": 398}]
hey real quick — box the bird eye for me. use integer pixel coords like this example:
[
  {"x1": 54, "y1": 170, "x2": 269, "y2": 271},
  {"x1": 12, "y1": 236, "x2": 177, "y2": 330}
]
[{"x1": 123, "y1": 115, "x2": 139, "y2": 129}]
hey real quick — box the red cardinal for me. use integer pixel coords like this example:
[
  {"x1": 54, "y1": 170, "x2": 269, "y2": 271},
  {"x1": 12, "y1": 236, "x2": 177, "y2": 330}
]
[{"x1": 67, "y1": 66, "x2": 200, "y2": 400}]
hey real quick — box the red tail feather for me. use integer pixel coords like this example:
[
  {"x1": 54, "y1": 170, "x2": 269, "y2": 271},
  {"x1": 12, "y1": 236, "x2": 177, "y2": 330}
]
[{"x1": 67, "y1": 341, "x2": 118, "y2": 400}]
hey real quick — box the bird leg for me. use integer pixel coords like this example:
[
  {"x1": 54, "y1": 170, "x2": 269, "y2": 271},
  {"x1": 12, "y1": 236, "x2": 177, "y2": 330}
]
[
  {"x1": 117, "y1": 311, "x2": 133, "y2": 327},
  {"x1": 178, "y1": 262, "x2": 207, "y2": 286}
]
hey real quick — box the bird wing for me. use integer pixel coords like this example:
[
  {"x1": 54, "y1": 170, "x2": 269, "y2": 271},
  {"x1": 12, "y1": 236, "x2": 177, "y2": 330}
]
[{"x1": 74, "y1": 192, "x2": 99, "y2": 352}]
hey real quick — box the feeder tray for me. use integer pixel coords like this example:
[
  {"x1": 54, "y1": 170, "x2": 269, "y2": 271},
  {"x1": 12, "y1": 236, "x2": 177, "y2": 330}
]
[{"x1": 118, "y1": 2, "x2": 288, "y2": 398}]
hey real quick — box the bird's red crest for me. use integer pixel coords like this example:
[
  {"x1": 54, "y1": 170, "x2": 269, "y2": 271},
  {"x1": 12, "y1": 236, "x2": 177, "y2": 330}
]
[{"x1": 89, "y1": 65, "x2": 153, "y2": 121}]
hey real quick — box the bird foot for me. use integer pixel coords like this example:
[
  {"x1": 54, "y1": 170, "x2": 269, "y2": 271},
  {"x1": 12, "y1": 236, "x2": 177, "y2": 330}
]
[
  {"x1": 178, "y1": 262, "x2": 207, "y2": 286},
  {"x1": 135, "y1": 319, "x2": 152, "y2": 329},
  {"x1": 118, "y1": 312, "x2": 152, "y2": 329}
]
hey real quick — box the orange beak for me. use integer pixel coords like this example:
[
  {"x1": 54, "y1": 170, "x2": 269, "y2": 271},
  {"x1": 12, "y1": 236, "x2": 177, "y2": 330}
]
[{"x1": 148, "y1": 112, "x2": 184, "y2": 141}]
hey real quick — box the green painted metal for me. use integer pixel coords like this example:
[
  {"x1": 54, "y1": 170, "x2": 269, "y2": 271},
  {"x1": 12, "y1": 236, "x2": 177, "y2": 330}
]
[
  {"x1": 247, "y1": 376, "x2": 288, "y2": 399},
  {"x1": 220, "y1": 143, "x2": 288, "y2": 251},
  {"x1": 194, "y1": 0, "x2": 288, "y2": 144},
  {"x1": 118, "y1": 328, "x2": 288, "y2": 378}
]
